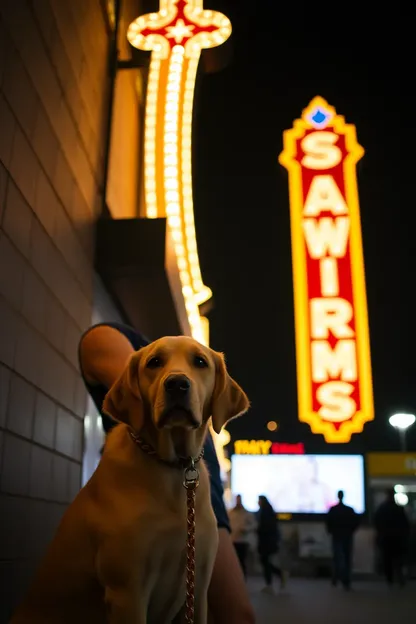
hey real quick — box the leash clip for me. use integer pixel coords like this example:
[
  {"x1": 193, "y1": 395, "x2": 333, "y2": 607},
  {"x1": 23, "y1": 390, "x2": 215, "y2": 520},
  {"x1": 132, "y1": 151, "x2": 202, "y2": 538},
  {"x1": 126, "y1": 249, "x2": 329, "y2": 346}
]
[{"x1": 183, "y1": 457, "x2": 199, "y2": 489}]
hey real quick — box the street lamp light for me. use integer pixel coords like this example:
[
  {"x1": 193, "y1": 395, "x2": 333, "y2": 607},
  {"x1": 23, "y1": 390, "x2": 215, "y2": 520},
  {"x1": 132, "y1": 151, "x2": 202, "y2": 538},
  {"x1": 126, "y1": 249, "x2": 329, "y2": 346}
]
[{"x1": 389, "y1": 413, "x2": 416, "y2": 452}]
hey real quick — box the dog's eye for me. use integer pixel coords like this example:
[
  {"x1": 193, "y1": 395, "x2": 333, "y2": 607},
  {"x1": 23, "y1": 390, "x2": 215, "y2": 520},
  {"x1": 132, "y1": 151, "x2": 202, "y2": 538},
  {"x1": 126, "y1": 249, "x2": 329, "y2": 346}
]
[
  {"x1": 146, "y1": 357, "x2": 162, "y2": 369},
  {"x1": 194, "y1": 355, "x2": 208, "y2": 368}
]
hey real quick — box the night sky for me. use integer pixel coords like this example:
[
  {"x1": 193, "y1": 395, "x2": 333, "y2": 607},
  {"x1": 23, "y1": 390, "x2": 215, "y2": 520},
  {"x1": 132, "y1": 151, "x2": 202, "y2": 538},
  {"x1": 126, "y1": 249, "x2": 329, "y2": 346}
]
[{"x1": 193, "y1": 2, "x2": 416, "y2": 453}]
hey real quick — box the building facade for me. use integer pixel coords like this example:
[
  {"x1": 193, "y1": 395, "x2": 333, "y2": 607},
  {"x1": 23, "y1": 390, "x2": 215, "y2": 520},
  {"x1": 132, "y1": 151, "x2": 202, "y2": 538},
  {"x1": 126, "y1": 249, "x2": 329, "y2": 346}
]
[
  {"x1": 1, "y1": 0, "x2": 228, "y2": 618},
  {"x1": 0, "y1": 2, "x2": 112, "y2": 618}
]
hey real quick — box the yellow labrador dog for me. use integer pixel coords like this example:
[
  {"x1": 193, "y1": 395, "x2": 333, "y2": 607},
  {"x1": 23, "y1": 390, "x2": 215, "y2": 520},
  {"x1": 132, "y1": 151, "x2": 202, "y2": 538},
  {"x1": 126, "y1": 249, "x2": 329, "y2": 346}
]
[{"x1": 11, "y1": 336, "x2": 249, "y2": 624}]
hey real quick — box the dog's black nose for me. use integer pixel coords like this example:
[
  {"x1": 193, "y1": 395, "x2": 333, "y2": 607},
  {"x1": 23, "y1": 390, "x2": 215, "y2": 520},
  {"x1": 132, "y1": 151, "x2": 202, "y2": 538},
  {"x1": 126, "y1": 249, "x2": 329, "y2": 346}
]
[{"x1": 164, "y1": 374, "x2": 191, "y2": 396}]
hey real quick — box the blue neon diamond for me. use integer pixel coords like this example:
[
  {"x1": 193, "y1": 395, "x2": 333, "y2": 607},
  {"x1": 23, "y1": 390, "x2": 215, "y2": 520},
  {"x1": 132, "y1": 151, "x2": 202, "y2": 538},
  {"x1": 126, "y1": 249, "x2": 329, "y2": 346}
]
[
  {"x1": 309, "y1": 106, "x2": 332, "y2": 129},
  {"x1": 312, "y1": 109, "x2": 326, "y2": 125}
]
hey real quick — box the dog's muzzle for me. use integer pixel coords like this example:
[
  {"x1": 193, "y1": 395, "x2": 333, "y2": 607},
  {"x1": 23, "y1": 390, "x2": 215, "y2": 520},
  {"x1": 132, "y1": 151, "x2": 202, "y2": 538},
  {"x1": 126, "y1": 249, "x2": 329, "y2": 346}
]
[
  {"x1": 158, "y1": 374, "x2": 198, "y2": 429},
  {"x1": 158, "y1": 407, "x2": 199, "y2": 429}
]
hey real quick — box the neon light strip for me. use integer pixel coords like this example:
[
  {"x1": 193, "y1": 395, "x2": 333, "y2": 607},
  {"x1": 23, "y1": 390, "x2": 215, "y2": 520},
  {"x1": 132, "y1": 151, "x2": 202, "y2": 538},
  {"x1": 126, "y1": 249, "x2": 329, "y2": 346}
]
[
  {"x1": 128, "y1": 0, "x2": 232, "y2": 343},
  {"x1": 144, "y1": 59, "x2": 161, "y2": 218},
  {"x1": 181, "y1": 56, "x2": 211, "y2": 304},
  {"x1": 163, "y1": 47, "x2": 204, "y2": 338}
]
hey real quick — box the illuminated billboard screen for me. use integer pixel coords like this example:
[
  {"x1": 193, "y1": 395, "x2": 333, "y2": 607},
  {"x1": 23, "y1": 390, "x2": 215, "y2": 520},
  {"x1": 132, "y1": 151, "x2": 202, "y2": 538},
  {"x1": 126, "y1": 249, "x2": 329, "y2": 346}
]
[
  {"x1": 231, "y1": 454, "x2": 365, "y2": 514},
  {"x1": 279, "y1": 96, "x2": 373, "y2": 443}
]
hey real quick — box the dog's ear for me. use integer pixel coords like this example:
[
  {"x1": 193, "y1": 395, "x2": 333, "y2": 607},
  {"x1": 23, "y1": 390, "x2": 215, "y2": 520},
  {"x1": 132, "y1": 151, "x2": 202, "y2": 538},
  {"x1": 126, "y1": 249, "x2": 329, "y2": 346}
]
[
  {"x1": 102, "y1": 351, "x2": 143, "y2": 431},
  {"x1": 211, "y1": 351, "x2": 250, "y2": 434}
]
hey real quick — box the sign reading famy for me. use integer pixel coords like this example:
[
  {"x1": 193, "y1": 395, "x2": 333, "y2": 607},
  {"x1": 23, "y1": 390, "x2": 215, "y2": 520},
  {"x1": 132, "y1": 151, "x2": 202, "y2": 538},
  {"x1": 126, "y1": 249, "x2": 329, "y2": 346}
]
[
  {"x1": 234, "y1": 440, "x2": 305, "y2": 455},
  {"x1": 279, "y1": 96, "x2": 374, "y2": 443}
]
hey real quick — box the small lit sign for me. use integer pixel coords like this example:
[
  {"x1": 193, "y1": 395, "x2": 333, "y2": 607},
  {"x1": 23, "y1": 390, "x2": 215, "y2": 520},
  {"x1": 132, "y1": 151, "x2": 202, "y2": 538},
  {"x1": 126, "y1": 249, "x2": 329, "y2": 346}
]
[
  {"x1": 234, "y1": 440, "x2": 305, "y2": 455},
  {"x1": 367, "y1": 453, "x2": 416, "y2": 477},
  {"x1": 271, "y1": 442, "x2": 305, "y2": 455},
  {"x1": 279, "y1": 97, "x2": 374, "y2": 443},
  {"x1": 234, "y1": 440, "x2": 272, "y2": 455}
]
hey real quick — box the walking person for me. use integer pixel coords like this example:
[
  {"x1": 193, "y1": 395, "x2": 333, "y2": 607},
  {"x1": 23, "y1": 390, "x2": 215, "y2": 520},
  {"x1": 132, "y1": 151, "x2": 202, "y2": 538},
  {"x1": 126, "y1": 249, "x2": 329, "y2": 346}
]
[
  {"x1": 229, "y1": 495, "x2": 256, "y2": 577},
  {"x1": 374, "y1": 489, "x2": 410, "y2": 586},
  {"x1": 257, "y1": 495, "x2": 285, "y2": 593},
  {"x1": 326, "y1": 490, "x2": 359, "y2": 590}
]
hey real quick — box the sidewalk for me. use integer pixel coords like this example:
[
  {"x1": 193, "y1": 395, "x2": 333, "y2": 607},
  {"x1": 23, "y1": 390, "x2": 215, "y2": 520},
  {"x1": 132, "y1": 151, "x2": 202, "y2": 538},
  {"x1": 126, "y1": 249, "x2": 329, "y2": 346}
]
[{"x1": 247, "y1": 577, "x2": 414, "y2": 624}]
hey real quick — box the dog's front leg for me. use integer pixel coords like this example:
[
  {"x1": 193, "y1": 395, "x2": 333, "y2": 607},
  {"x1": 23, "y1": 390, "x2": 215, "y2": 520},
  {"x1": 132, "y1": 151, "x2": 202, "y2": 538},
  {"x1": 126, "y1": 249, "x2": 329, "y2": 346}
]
[
  {"x1": 104, "y1": 586, "x2": 147, "y2": 624},
  {"x1": 194, "y1": 591, "x2": 209, "y2": 624},
  {"x1": 193, "y1": 567, "x2": 213, "y2": 624},
  {"x1": 98, "y1": 536, "x2": 148, "y2": 623}
]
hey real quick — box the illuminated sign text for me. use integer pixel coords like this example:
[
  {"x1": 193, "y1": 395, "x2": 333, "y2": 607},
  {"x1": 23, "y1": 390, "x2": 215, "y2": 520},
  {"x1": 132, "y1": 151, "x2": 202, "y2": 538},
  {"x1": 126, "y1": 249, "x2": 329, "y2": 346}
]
[
  {"x1": 279, "y1": 97, "x2": 374, "y2": 443},
  {"x1": 234, "y1": 440, "x2": 305, "y2": 455}
]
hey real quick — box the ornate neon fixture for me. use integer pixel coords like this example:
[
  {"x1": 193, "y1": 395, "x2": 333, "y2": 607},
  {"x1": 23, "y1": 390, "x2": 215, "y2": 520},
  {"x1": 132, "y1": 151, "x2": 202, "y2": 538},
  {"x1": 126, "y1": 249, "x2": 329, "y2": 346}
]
[
  {"x1": 127, "y1": 1, "x2": 232, "y2": 343},
  {"x1": 279, "y1": 96, "x2": 374, "y2": 443}
]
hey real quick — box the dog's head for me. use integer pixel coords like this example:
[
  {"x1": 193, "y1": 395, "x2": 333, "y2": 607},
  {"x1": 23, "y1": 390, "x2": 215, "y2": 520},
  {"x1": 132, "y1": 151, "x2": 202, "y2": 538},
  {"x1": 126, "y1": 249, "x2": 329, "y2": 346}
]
[{"x1": 102, "y1": 336, "x2": 249, "y2": 460}]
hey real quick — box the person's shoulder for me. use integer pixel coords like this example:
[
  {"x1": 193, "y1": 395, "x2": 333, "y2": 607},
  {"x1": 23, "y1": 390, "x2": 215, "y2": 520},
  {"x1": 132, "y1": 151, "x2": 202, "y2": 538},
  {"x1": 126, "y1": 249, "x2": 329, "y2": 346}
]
[
  {"x1": 202, "y1": 433, "x2": 222, "y2": 485},
  {"x1": 202, "y1": 430, "x2": 217, "y2": 462}
]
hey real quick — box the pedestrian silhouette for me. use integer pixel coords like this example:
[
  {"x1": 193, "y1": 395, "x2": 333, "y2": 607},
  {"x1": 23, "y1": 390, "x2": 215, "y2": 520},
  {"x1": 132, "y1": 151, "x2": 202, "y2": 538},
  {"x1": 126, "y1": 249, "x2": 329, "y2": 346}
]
[{"x1": 326, "y1": 490, "x2": 359, "y2": 589}]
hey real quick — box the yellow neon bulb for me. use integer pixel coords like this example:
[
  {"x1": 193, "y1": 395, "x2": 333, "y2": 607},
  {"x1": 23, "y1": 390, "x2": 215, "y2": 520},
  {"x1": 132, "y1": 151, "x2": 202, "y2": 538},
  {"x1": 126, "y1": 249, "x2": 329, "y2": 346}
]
[
  {"x1": 279, "y1": 96, "x2": 374, "y2": 443},
  {"x1": 128, "y1": 1, "x2": 232, "y2": 343}
]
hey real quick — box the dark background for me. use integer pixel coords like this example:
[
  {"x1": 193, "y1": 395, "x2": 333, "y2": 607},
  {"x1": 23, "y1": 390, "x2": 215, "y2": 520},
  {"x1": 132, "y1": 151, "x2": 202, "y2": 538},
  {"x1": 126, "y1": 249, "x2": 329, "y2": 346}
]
[{"x1": 194, "y1": 1, "x2": 415, "y2": 453}]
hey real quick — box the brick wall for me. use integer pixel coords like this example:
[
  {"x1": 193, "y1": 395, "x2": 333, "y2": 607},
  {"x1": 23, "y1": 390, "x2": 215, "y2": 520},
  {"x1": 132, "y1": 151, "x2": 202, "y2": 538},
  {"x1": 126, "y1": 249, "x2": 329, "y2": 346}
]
[{"x1": 0, "y1": 1, "x2": 111, "y2": 619}]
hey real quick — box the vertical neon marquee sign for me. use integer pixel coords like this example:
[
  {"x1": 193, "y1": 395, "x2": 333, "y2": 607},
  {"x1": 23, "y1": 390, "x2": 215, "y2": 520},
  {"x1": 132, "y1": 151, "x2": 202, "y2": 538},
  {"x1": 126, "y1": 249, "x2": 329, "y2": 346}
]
[
  {"x1": 127, "y1": 1, "x2": 232, "y2": 344},
  {"x1": 279, "y1": 97, "x2": 374, "y2": 443}
]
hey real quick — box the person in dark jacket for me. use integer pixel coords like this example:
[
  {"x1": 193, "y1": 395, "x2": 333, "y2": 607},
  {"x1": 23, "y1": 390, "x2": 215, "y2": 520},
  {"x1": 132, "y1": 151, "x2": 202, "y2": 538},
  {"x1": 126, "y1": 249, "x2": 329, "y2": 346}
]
[
  {"x1": 326, "y1": 490, "x2": 359, "y2": 589},
  {"x1": 374, "y1": 489, "x2": 410, "y2": 586},
  {"x1": 257, "y1": 495, "x2": 285, "y2": 592}
]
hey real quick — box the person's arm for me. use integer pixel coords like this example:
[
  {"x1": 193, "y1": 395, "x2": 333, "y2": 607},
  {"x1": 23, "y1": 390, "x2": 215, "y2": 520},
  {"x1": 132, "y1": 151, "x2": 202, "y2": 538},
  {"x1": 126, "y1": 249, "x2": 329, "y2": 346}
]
[
  {"x1": 248, "y1": 511, "x2": 257, "y2": 533},
  {"x1": 79, "y1": 325, "x2": 135, "y2": 387},
  {"x1": 373, "y1": 506, "x2": 382, "y2": 533},
  {"x1": 326, "y1": 509, "x2": 333, "y2": 534},
  {"x1": 208, "y1": 528, "x2": 256, "y2": 624},
  {"x1": 275, "y1": 517, "x2": 281, "y2": 544},
  {"x1": 399, "y1": 507, "x2": 410, "y2": 534}
]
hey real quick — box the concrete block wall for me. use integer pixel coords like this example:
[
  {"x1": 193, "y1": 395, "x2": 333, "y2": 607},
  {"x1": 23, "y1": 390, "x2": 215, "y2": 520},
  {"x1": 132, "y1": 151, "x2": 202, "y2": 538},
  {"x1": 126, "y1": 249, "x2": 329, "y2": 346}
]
[{"x1": 0, "y1": 1, "x2": 111, "y2": 619}]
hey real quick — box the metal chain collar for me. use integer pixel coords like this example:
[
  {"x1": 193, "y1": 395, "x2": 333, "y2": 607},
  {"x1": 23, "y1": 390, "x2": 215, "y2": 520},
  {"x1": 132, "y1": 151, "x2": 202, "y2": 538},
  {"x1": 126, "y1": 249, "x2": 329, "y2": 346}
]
[{"x1": 128, "y1": 429, "x2": 204, "y2": 468}]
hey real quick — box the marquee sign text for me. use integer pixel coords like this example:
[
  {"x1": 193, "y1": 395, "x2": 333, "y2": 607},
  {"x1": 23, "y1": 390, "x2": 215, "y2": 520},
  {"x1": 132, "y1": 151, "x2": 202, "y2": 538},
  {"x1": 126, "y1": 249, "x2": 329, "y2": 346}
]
[{"x1": 279, "y1": 97, "x2": 374, "y2": 443}]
